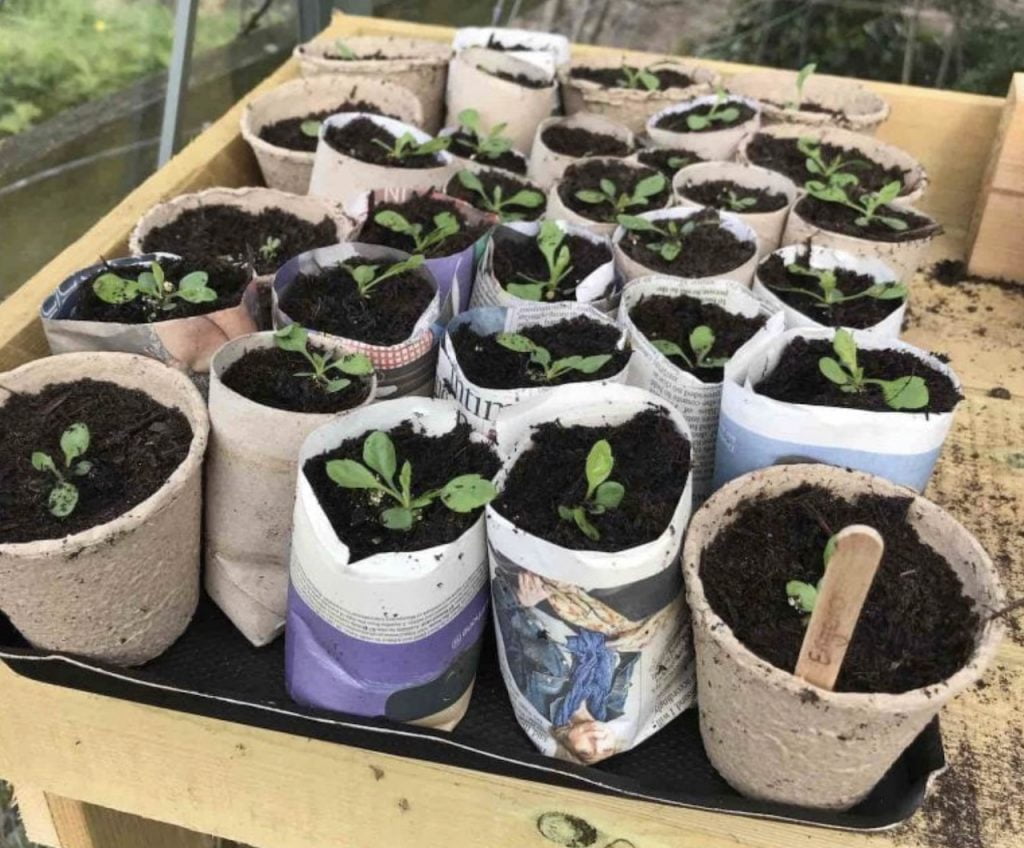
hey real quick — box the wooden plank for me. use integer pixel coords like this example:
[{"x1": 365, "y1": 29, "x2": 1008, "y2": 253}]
[
  {"x1": 14, "y1": 784, "x2": 60, "y2": 847},
  {"x1": 42, "y1": 795, "x2": 216, "y2": 848}
]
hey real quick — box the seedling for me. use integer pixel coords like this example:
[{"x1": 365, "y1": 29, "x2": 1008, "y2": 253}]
[
  {"x1": 341, "y1": 254, "x2": 425, "y2": 299},
  {"x1": 274, "y1": 323, "x2": 373, "y2": 393},
  {"x1": 505, "y1": 220, "x2": 573, "y2": 301},
  {"x1": 651, "y1": 325, "x2": 729, "y2": 370},
  {"x1": 259, "y1": 235, "x2": 283, "y2": 262},
  {"x1": 818, "y1": 328, "x2": 929, "y2": 410},
  {"x1": 773, "y1": 262, "x2": 906, "y2": 307},
  {"x1": 786, "y1": 534, "x2": 837, "y2": 615},
  {"x1": 495, "y1": 332, "x2": 611, "y2": 381},
  {"x1": 616, "y1": 212, "x2": 716, "y2": 262},
  {"x1": 371, "y1": 131, "x2": 450, "y2": 161},
  {"x1": 618, "y1": 64, "x2": 660, "y2": 91},
  {"x1": 721, "y1": 189, "x2": 758, "y2": 212},
  {"x1": 373, "y1": 209, "x2": 460, "y2": 256},
  {"x1": 684, "y1": 89, "x2": 741, "y2": 131},
  {"x1": 785, "y1": 62, "x2": 817, "y2": 110},
  {"x1": 797, "y1": 137, "x2": 864, "y2": 190},
  {"x1": 31, "y1": 422, "x2": 91, "y2": 518},
  {"x1": 575, "y1": 173, "x2": 666, "y2": 217},
  {"x1": 805, "y1": 180, "x2": 909, "y2": 232},
  {"x1": 455, "y1": 169, "x2": 544, "y2": 222},
  {"x1": 93, "y1": 261, "x2": 217, "y2": 315},
  {"x1": 325, "y1": 430, "x2": 496, "y2": 530},
  {"x1": 331, "y1": 39, "x2": 358, "y2": 60},
  {"x1": 557, "y1": 439, "x2": 624, "y2": 541},
  {"x1": 456, "y1": 108, "x2": 514, "y2": 160},
  {"x1": 300, "y1": 119, "x2": 321, "y2": 138}
]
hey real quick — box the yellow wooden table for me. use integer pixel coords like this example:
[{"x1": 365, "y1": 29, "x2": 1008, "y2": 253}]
[{"x1": 0, "y1": 14, "x2": 1021, "y2": 848}]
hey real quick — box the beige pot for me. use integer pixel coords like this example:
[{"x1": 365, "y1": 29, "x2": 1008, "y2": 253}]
[
  {"x1": 726, "y1": 69, "x2": 890, "y2": 134},
  {"x1": 294, "y1": 35, "x2": 449, "y2": 132},
  {"x1": 451, "y1": 26, "x2": 570, "y2": 73},
  {"x1": 672, "y1": 162, "x2": 798, "y2": 259},
  {"x1": 682, "y1": 463, "x2": 1004, "y2": 810},
  {"x1": 646, "y1": 95, "x2": 761, "y2": 160},
  {"x1": 240, "y1": 75, "x2": 425, "y2": 194},
  {"x1": 0, "y1": 352, "x2": 209, "y2": 666},
  {"x1": 528, "y1": 114, "x2": 635, "y2": 189}
]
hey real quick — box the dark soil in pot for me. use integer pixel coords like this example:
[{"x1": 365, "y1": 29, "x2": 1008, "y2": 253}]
[
  {"x1": 258, "y1": 100, "x2": 394, "y2": 152},
  {"x1": 357, "y1": 193, "x2": 489, "y2": 256},
  {"x1": 699, "y1": 484, "x2": 980, "y2": 693},
  {"x1": 140, "y1": 206, "x2": 339, "y2": 276},
  {"x1": 450, "y1": 316, "x2": 629, "y2": 389},
  {"x1": 761, "y1": 99, "x2": 842, "y2": 118},
  {"x1": 618, "y1": 208, "x2": 756, "y2": 276},
  {"x1": 483, "y1": 35, "x2": 532, "y2": 51},
  {"x1": 795, "y1": 196, "x2": 937, "y2": 242},
  {"x1": 220, "y1": 347, "x2": 372, "y2": 414},
  {"x1": 540, "y1": 125, "x2": 632, "y2": 158},
  {"x1": 324, "y1": 46, "x2": 393, "y2": 60},
  {"x1": 0, "y1": 379, "x2": 192, "y2": 544},
  {"x1": 754, "y1": 337, "x2": 961, "y2": 412},
  {"x1": 678, "y1": 179, "x2": 789, "y2": 213},
  {"x1": 447, "y1": 131, "x2": 528, "y2": 174},
  {"x1": 445, "y1": 170, "x2": 545, "y2": 222},
  {"x1": 491, "y1": 228, "x2": 612, "y2": 301},
  {"x1": 481, "y1": 67, "x2": 551, "y2": 89},
  {"x1": 559, "y1": 160, "x2": 669, "y2": 223},
  {"x1": 303, "y1": 420, "x2": 499, "y2": 561},
  {"x1": 570, "y1": 66, "x2": 694, "y2": 90},
  {"x1": 630, "y1": 293, "x2": 766, "y2": 383},
  {"x1": 278, "y1": 262, "x2": 433, "y2": 345},
  {"x1": 635, "y1": 148, "x2": 704, "y2": 179},
  {"x1": 323, "y1": 117, "x2": 445, "y2": 168},
  {"x1": 493, "y1": 408, "x2": 691, "y2": 552},
  {"x1": 655, "y1": 101, "x2": 757, "y2": 133}
]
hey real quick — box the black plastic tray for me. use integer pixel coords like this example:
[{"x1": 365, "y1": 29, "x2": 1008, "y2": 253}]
[{"x1": 0, "y1": 594, "x2": 943, "y2": 831}]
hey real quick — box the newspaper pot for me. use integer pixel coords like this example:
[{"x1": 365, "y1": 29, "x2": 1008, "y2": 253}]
[
  {"x1": 752, "y1": 244, "x2": 906, "y2": 338},
  {"x1": 286, "y1": 397, "x2": 494, "y2": 730},
  {"x1": 726, "y1": 69, "x2": 891, "y2": 134},
  {"x1": 204, "y1": 332, "x2": 377, "y2": 648},
  {"x1": 273, "y1": 242, "x2": 442, "y2": 398},
  {"x1": 451, "y1": 26, "x2": 570, "y2": 74},
  {"x1": 294, "y1": 35, "x2": 450, "y2": 132},
  {"x1": 308, "y1": 113, "x2": 455, "y2": 215},
  {"x1": 560, "y1": 56, "x2": 719, "y2": 133},
  {"x1": 682, "y1": 463, "x2": 1004, "y2": 809},
  {"x1": 486, "y1": 383, "x2": 696, "y2": 763},
  {"x1": 672, "y1": 162, "x2": 798, "y2": 259},
  {"x1": 619, "y1": 276, "x2": 784, "y2": 499},
  {"x1": 646, "y1": 95, "x2": 761, "y2": 160},
  {"x1": 435, "y1": 303, "x2": 631, "y2": 436},
  {"x1": 713, "y1": 326, "x2": 961, "y2": 492},
  {"x1": 528, "y1": 114, "x2": 635, "y2": 190},
  {"x1": 0, "y1": 352, "x2": 208, "y2": 666},
  {"x1": 445, "y1": 48, "x2": 558, "y2": 153},
  {"x1": 471, "y1": 220, "x2": 620, "y2": 314},
  {"x1": 612, "y1": 206, "x2": 760, "y2": 284},
  {"x1": 240, "y1": 75, "x2": 426, "y2": 193}
]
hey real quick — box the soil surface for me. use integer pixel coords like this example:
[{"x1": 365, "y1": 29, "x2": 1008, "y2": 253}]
[
  {"x1": 324, "y1": 47, "x2": 392, "y2": 60},
  {"x1": 451, "y1": 316, "x2": 629, "y2": 389},
  {"x1": 356, "y1": 193, "x2": 489, "y2": 257},
  {"x1": 323, "y1": 117, "x2": 445, "y2": 168},
  {"x1": 444, "y1": 170, "x2": 546, "y2": 222},
  {"x1": 493, "y1": 408, "x2": 691, "y2": 551},
  {"x1": 491, "y1": 228, "x2": 612, "y2": 301},
  {"x1": 655, "y1": 101, "x2": 757, "y2": 133},
  {"x1": 617, "y1": 208, "x2": 756, "y2": 276},
  {"x1": 630, "y1": 293, "x2": 766, "y2": 383},
  {"x1": 758, "y1": 251, "x2": 903, "y2": 329},
  {"x1": 760, "y1": 99, "x2": 844, "y2": 118},
  {"x1": 278, "y1": 260, "x2": 433, "y2": 345},
  {"x1": 447, "y1": 130, "x2": 528, "y2": 174},
  {"x1": 678, "y1": 178, "x2": 789, "y2": 213},
  {"x1": 482, "y1": 67, "x2": 551, "y2": 89},
  {"x1": 795, "y1": 195, "x2": 938, "y2": 242},
  {"x1": 570, "y1": 66, "x2": 694, "y2": 90},
  {"x1": 635, "y1": 148, "x2": 705, "y2": 178},
  {"x1": 754, "y1": 336, "x2": 961, "y2": 413},
  {"x1": 699, "y1": 484, "x2": 980, "y2": 693},
  {"x1": 304, "y1": 420, "x2": 499, "y2": 561},
  {"x1": 540, "y1": 125, "x2": 632, "y2": 158},
  {"x1": 258, "y1": 100, "x2": 393, "y2": 152},
  {"x1": 72, "y1": 257, "x2": 250, "y2": 324},
  {"x1": 140, "y1": 205, "x2": 339, "y2": 276},
  {"x1": 220, "y1": 346, "x2": 372, "y2": 414},
  {"x1": 558, "y1": 159, "x2": 669, "y2": 223},
  {"x1": 0, "y1": 379, "x2": 192, "y2": 543}
]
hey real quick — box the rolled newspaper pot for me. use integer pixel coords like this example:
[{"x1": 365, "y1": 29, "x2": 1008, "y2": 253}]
[{"x1": 646, "y1": 94, "x2": 761, "y2": 160}]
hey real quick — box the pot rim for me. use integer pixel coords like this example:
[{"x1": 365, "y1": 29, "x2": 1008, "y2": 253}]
[
  {"x1": 672, "y1": 161, "x2": 800, "y2": 209},
  {"x1": 294, "y1": 35, "x2": 451, "y2": 71}
]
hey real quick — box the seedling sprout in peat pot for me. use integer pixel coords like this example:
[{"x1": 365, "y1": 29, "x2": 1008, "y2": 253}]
[
  {"x1": 446, "y1": 168, "x2": 546, "y2": 222},
  {"x1": 550, "y1": 158, "x2": 669, "y2": 234},
  {"x1": 356, "y1": 193, "x2": 489, "y2": 258}
]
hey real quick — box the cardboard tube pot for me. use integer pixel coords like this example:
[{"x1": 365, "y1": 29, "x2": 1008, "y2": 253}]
[
  {"x1": 444, "y1": 164, "x2": 549, "y2": 221},
  {"x1": 752, "y1": 244, "x2": 906, "y2": 338},
  {"x1": 646, "y1": 95, "x2": 761, "y2": 160},
  {"x1": 445, "y1": 48, "x2": 558, "y2": 153},
  {"x1": 0, "y1": 352, "x2": 208, "y2": 665},
  {"x1": 294, "y1": 35, "x2": 450, "y2": 132},
  {"x1": 438, "y1": 125, "x2": 529, "y2": 176},
  {"x1": 451, "y1": 26, "x2": 570, "y2": 75},
  {"x1": 528, "y1": 114, "x2": 636, "y2": 190},
  {"x1": 726, "y1": 69, "x2": 890, "y2": 134},
  {"x1": 241, "y1": 75, "x2": 425, "y2": 193},
  {"x1": 205, "y1": 332, "x2": 377, "y2": 648},
  {"x1": 713, "y1": 326, "x2": 960, "y2": 492},
  {"x1": 682, "y1": 463, "x2": 1004, "y2": 809},
  {"x1": 308, "y1": 113, "x2": 455, "y2": 216},
  {"x1": 672, "y1": 162, "x2": 798, "y2": 259},
  {"x1": 273, "y1": 242, "x2": 442, "y2": 398},
  {"x1": 612, "y1": 206, "x2": 760, "y2": 285},
  {"x1": 286, "y1": 397, "x2": 494, "y2": 730}
]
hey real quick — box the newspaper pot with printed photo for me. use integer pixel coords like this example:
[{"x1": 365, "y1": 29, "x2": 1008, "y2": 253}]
[
  {"x1": 646, "y1": 94, "x2": 761, "y2": 160},
  {"x1": 451, "y1": 26, "x2": 570, "y2": 75},
  {"x1": 528, "y1": 114, "x2": 636, "y2": 189}
]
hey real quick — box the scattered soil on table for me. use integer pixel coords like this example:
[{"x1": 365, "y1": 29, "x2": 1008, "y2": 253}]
[
  {"x1": 635, "y1": 148, "x2": 704, "y2": 178},
  {"x1": 919, "y1": 739, "x2": 985, "y2": 848},
  {"x1": 795, "y1": 196, "x2": 938, "y2": 242},
  {"x1": 558, "y1": 159, "x2": 669, "y2": 223},
  {"x1": 481, "y1": 66, "x2": 551, "y2": 89},
  {"x1": 570, "y1": 66, "x2": 694, "y2": 90},
  {"x1": 356, "y1": 193, "x2": 489, "y2": 257},
  {"x1": 140, "y1": 205, "x2": 339, "y2": 276},
  {"x1": 988, "y1": 386, "x2": 1012, "y2": 400},
  {"x1": 754, "y1": 336, "x2": 961, "y2": 413},
  {"x1": 491, "y1": 228, "x2": 612, "y2": 301},
  {"x1": 630, "y1": 293, "x2": 766, "y2": 383},
  {"x1": 323, "y1": 117, "x2": 445, "y2": 168},
  {"x1": 931, "y1": 258, "x2": 1024, "y2": 293},
  {"x1": 220, "y1": 346, "x2": 372, "y2": 414},
  {"x1": 655, "y1": 101, "x2": 757, "y2": 133},
  {"x1": 757, "y1": 250, "x2": 903, "y2": 329},
  {"x1": 258, "y1": 100, "x2": 394, "y2": 152},
  {"x1": 278, "y1": 260, "x2": 433, "y2": 345},
  {"x1": 617, "y1": 208, "x2": 756, "y2": 276},
  {"x1": 447, "y1": 130, "x2": 528, "y2": 174},
  {"x1": 304, "y1": 420, "x2": 499, "y2": 561},
  {"x1": 450, "y1": 316, "x2": 628, "y2": 389},
  {"x1": 0, "y1": 379, "x2": 192, "y2": 543},
  {"x1": 699, "y1": 484, "x2": 980, "y2": 693},
  {"x1": 72, "y1": 257, "x2": 250, "y2": 324},
  {"x1": 445, "y1": 169, "x2": 545, "y2": 222},
  {"x1": 678, "y1": 178, "x2": 788, "y2": 213},
  {"x1": 540, "y1": 125, "x2": 632, "y2": 158},
  {"x1": 493, "y1": 408, "x2": 691, "y2": 551}
]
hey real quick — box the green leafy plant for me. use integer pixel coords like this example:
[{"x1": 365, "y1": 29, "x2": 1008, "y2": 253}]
[
  {"x1": 805, "y1": 180, "x2": 909, "y2": 231},
  {"x1": 575, "y1": 172, "x2": 666, "y2": 215},
  {"x1": 618, "y1": 64, "x2": 661, "y2": 91},
  {"x1": 372, "y1": 131, "x2": 450, "y2": 161},
  {"x1": 342, "y1": 254, "x2": 425, "y2": 299},
  {"x1": 274, "y1": 323, "x2": 373, "y2": 393},
  {"x1": 325, "y1": 430, "x2": 496, "y2": 530},
  {"x1": 92, "y1": 261, "x2": 217, "y2": 314},
  {"x1": 330, "y1": 39, "x2": 358, "y2": 60},
  {"x1": 505, "y1": 220, "x2": 574, "y2": 301},
  {"x1": 616, "y1": 212, "x2": 716, "y2": 262},
  {"x1": 684, "y1": 89, "x2": 742, "y2": 130},
  {"x1": 772, "y1": 262, "x2": 906, "y2": 307},
  {"x1": 651, "y1": 326, "x2": 730, "y2": 370},
  {"x1": 259, "y1": 235, "x2": 282, "y2": 262},
  {"x1": 721, "y1": 189, "x2": 758, "y2": 212},
  {"x1": 373, "y1": 209, "x2": 460, "y2": 256},
  {"x1": 300, "y1": 119, "x2": 321, "y2": 138},
  {"x1": 785, "y1": 62, "x2": 817, "y2": 109},
  {"x1": 31, "y1": 422, "x2": 91, "y2": 518},
  {"x1": 495, "y1": 332, "x2": 611, "y2": 382},
  {"x1": 797, "y1": 136, "x2": 864, "y2": 190},
  {"x1": 818, "y1": 328, "x2": 929, "y2": 410},
  {"x1": 456, "y1": 108, "x2": 514, "y2": 159},
  {"x1": 786, "y1": 533, "x2": 837, "y2": 615},
  {"x1": 557, "y1": 439, "x2": 625, "y2": 541},
  {"x1": 455, "y1": 169, "x2": 545, "y2": 222}
]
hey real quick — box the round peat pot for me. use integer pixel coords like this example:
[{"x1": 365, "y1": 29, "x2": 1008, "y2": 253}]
[
  {"x1": 528, "y1": 114, "x2": 635, "y2": 189},
  {"x1": 682, "y1": 463, "x2": 1004, "y2": 810},
  {"x1": 240, "y1": 75, "x2": 425, "y2": 193},
  {"x1": 451, "y1": 26, "x2": 570, "y2": 74},
  {"x1": 205, "y1": 332, "x2": 377, "y2": 647},
  {"x1": 0, "y1": 352, "x2": 209, "y2": 666},
  {"x1": 646, "y1": 94, "x2": 761, "y2": 160}
]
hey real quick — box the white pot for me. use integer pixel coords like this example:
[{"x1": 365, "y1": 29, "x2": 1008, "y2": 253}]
[
  {"x1": 528, "y1": 114, "x2": 635, "y2": 189},
  {"x1": 451, "y1": 26, "x2": 570, "y2": 74},
  {"x1": 646, "y1": 94, "x2": 761, "y2": 160}
]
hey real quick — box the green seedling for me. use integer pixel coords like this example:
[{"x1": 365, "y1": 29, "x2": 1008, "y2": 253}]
[
  {"x1": 456, "y1": 108, "x2": 514, "y2": 159},
  {"x1": 575, "y1": 172, "x2": 666, "y2": 217},
  {"x1": 651, "y1": 325, "x2": 730, "y2": 371},
  {"x1": 818, "y1": 328, "x2": 929, "y2": 410},
  {"x1": 93, "y1": 261, "x2": 217, "y2": 313},
  {"x1": 259, "y1": 235, "x2": 283, "y2": 262},
  {"x1": 557, "y1": 439, "x2": 625, "y2": 541},
  {"x1": 786, "y1": 534, "x2": 837, "y2": 615},
  {"x1": 31, "y1": 422, "x2": 91, "y2": 518},
  {"x1": 505, "y1": 220, "x2": 573, "y2": 301},
  {"x1": 455, "y1": 169, "x2": 544, "y2": 222},
  {"x1": 684, "y1": 89, "x2": 742, "y2": 131},
  {"x1": 618, "y1": 64, "x2": 660, "y2": 91},
  {"x1": 342, "y1": 254, "x2": 426, "y2": 299},
  {"x1": 300, "y1": 119, "x2": 322, "y2": 138},
  {"x1": 373, "y1": 209, "x2": 460, "y2": 256},
  {"x1": 805, "y1": 179, "x2": 909, "y2": 232},
  {"x1": 797, "y1": 136, "x2": 865, "y2": 190},
  {"x1": 495, "y1": 333, "x2": 611, "y2": 382},
  {"x1": 773, "y1": 262, "x2": 906, "y2": 308},
  {"x1": 785, "y1": 62, "x2": 817, "y2": 109},
  {"x1": 331, "y1": 40, "x2": 358, "y2": 60},
  {"x1": 371, "y1": 131, "x2": 450, "y2": 161},
  {"x1": 274, "y1": 323, "x2": 373, "y2": 393},
  {"x1": 325, "y1": 430, "x2": 497, "y2": 530},
  {"x1": 722, "y1": 189, "x2": 758, "y2": 212},
  {"x1": 616, "y1": 212, "x2": 716, "y2": 262}
]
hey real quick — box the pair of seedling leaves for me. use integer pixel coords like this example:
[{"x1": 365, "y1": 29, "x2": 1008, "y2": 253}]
[
  {"x1": 340, "y1": 254, "x2": 425, "y2": 299},
  {"x1": 505, "y1": 219, "x2": 576, "y2": 301},
  {"x1": 558, "y1": 439, "x2": 625, "y2": 542},
  {"x1": 652, "y1": 325, "x2": 729, "y2": 372},
  {"x1": 373, "y1": 209, "x2": 460, "y2": 256},
  {"x1": 819, "y1": 328, "x2": 929, "y2": 410},
  {"x1": 682, "y1": 88, "x2": 743, "y2": 131},
  {"x1": 773, "y1": 261, "x2": 907, "y2": 310},
  {"x1": 455, "y1": 168, "x2": 544, "y2": 222},
  {"x1": 300, "y1": 119, "x2": 450, "y2": 161},
  {"x1": 274, "y1": 323, "x2": 373, "y2": 394},
  {"x1": 456, "y1": 108, "x2": 515, "y2": 160},
  {"x1": 31, "y1": 422, "x2": 91, "y2": 518},
  {"x1": 616, "y1": 211, "x2": 721, "y2": 263},
  {"x1": 574, "y1": 172, "x2": 666, "y2": 218},
  {"x1": 93, "y1": 261, "x2": 217, "y2": 315},
  {"x1": 325, "y1": 430, "x2": 496, "y2": 531},
  {"x1": 494, "y1": 331, "x2": 612, "y2": 383}
]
